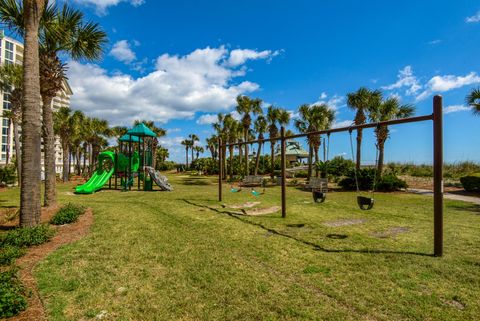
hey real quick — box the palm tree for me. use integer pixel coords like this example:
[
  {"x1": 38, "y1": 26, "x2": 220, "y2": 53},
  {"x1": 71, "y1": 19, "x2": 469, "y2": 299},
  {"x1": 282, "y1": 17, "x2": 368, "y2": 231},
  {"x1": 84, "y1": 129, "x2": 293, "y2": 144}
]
[
  {"x1": 368, "y1": 97, "x2": 415, "y2": 175},
  {"x1": 0, "y1": 63, "x2": 23, "y2": 183},
  {"x1": 156, "y1": 146, "x2": 169, "y2": 165},
  {"x1": 235, "y1": 95, "x2": 262, "y2": 176},
  {"x1": 7, "y1": 0, "x2": 47, "y2": 226},
  {"x1": 253, "y1": 115, "x2": 267, "y2": 175},
  {"x1": 224, "y1": 116, "x2": 240, "y2": 180},
  {"x1": 311, "y1": 104, "x2": 335, "y2": 175},
  {"x1": 266, "y1": 107, "x2": 290, "y2": 178},
  {"x1": 133, "y1": 120, "x2": 166, "y2": 168},
  {"x1": 53, "y1": 107, "x2": 73, "y2": 182},
  {"x1": 466, "y1": 88, "x2": 480, "y2": 116},
  {"x1": 188, "y1": 134, "x2": 199, "y2": 165},
  {"x1": 1, "y1": 1, "x2": 107, "y2": 206},
  {"x1": 295, "y1": 105, "x2": 317, "y2": 179},
  {"x1": 266, "y1": 106, "x2": 281, "y2": 179},
  {"x1": 88, "y1": 118, "x2": 110, "y2": 166},
  {"x1": 181, "y1": 140, "x2": 190, "y2": 169},
  {"x1": 213, "y1": 113, "x2": 228, "y2": 179},
  {"x1": 110, "y1": 126, "x2": 128, "y2": 147},
  {"x1": 205, "y1": 135, "x2": 218, "y2": 160},
  {"x1": 194, "y1": 146, "x2": 204, "y2": 161},
  {"x1": 347, "y1": 87, "x2": 382, "y2": 170},
  {"x1": 69, "y1": 110, "x2": 85, "y2": 175}
]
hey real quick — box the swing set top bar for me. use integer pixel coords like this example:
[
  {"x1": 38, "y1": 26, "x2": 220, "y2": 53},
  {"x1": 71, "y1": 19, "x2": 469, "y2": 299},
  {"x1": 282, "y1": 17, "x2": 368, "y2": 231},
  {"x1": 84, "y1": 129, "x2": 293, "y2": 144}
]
[{"x1": 221, "y1": 113, "x2": 434, "y2": 147}]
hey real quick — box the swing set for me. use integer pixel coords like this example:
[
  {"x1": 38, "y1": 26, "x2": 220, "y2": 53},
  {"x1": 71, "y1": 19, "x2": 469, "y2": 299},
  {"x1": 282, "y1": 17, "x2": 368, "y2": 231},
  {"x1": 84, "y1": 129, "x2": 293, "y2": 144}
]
[{"x1": 217, "y1": 96, "x2": 444, "y2": 256}]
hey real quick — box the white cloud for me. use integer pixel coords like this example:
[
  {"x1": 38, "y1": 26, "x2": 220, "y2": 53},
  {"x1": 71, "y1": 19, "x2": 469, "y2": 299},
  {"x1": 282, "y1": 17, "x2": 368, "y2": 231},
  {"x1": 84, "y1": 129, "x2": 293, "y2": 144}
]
[
  {"x1": 73, "y1": 0, "x2": 144, "y2": 15},
  {"x1": 443, "y1": 105, "x2": 471, "y2": 114},
  {"x1": 288, "y1": 110, "x2": 299, "y2": 119},
  {"x1": 226, "y1": 49, "x2": 280, "y2": 67},
  {"x1": 313, "y1": 93, "x2": 345, "y2": 110},
  {"x1": 167, "y1": 128, "x2": 181, "y2": 133},
  {"x1": 230, "y1": 110, "x2": 242, "y2": 121},
  {"x1": 197, "y1": 114, "x2": 218, "y2": 125},
  {"x1": 68, "y1": 46, "x2": 276, "y2": 125},
  {"x1": 466, "y1": 11, "x2": 480, "y2": 23},
  {"x1": 382, "y1": 66, "x2": 421, "y2": 95},
  {"x1": 416, "y1": 72, "x2": 480, "y2": 101},
  {"x1": 109, "y1": 40, "x2": 136, "y2": 64},
  {"x1": 332, "y1": 120, "x2": 353, "y2": 129},
  {"x1": 428, "y1": 39, "x2": 442, "y2": 45},
  {"x1": 427, "y1": 72, "x2": 480, "y2": 91}
]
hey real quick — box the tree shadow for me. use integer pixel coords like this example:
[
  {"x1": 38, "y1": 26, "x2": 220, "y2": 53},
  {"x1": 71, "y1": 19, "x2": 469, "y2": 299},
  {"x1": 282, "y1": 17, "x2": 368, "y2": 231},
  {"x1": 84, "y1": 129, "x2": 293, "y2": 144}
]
[
  {"x1": 183, "y1": 199, "x2": 434, "y2": 258},
  {"x1": 180, "y1": 178, "x2": 212, "y2": 186},
  {"x1": 447, "y1": 203, "x2": 480, "y2": 214}
]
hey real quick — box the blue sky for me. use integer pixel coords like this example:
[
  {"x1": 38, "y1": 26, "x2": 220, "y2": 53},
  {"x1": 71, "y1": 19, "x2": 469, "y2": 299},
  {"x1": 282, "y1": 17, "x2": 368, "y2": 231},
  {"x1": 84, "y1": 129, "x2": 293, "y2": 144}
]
[{"x1": 54, "y1": 1, "x2": 480, "y2": 163}]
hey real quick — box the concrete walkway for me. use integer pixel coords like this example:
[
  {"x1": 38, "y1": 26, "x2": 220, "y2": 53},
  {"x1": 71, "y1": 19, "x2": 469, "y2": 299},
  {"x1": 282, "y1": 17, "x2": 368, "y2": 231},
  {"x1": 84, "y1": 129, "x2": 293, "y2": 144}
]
[{"x1": 407, "y1": 188, "x2": 480, "y2": 205}]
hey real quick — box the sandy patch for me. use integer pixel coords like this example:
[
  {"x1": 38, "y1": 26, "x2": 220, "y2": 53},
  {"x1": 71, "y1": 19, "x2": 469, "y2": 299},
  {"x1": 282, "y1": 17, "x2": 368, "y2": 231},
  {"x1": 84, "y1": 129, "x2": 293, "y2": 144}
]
[{"x1": 323, "y1": 218, "x2": 367, "y2": 227}]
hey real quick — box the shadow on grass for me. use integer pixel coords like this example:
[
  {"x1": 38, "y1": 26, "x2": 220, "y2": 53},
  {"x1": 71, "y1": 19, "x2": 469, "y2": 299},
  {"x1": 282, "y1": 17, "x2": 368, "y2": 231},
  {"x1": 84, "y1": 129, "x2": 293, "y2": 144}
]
[
  {"x1": 183, "y1": 199, "x2": 434, "y2": 258},
  {"x1": 180, "y1": 178, "x2": 212, "y2": 186},
  {"x1": 447, "y1": 203, "x2": 480, "y2": 214}
]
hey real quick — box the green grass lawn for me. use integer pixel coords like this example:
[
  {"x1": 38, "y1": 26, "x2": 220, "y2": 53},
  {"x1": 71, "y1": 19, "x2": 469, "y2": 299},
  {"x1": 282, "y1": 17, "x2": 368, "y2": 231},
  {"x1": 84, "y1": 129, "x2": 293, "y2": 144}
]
[{"x1": 2, "y1": 174, "x2": 480, "y2": 320}]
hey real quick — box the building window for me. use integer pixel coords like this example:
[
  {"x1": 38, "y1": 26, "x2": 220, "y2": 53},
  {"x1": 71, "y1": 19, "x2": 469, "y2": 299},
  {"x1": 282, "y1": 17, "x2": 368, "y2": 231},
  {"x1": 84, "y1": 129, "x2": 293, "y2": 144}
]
[{"x1": 5, "y1": 41, "x2": 14, "y2": 63}]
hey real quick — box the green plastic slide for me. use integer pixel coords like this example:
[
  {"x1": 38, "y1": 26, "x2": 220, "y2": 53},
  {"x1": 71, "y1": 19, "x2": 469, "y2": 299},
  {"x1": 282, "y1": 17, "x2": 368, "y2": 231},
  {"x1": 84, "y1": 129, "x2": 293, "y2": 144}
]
[{"x1": 75, "y1": 151, "x2": 115, "y2": 194}]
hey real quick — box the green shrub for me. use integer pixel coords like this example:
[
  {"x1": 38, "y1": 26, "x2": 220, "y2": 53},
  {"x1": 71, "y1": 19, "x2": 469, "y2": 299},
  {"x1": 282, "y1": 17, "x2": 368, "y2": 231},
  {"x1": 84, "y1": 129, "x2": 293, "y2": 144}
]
[
  {"x1": 0, "y1": 225, "x2": 54, "y2": 248},
  {"x1": 0, "y1": 164, "x2": 17, "y2": 185},
  {"x1": 50, "y1": 203, "x2": 86, "y2": 225},
  {"x1": 0, "y1": 246, "x2": 25, "y2": 266},
  {"x1": 339, "y1": 168, "x2": 377, "y2": 191},
  {"x1": 460, "y1": 173, "x2": 480, "y2": 192},
  {"x1": 316, "y1": 156, "x2": 355, "y2": 178},
  {"x1": 339, "y1": 168, "x2": 407, "y2": 192},
  {"x1": 0, "y1": 269, "x2": 27, "y2": 318},
  {"x1": 376, "y1": 173, "x2": 408, "y2": 192}
]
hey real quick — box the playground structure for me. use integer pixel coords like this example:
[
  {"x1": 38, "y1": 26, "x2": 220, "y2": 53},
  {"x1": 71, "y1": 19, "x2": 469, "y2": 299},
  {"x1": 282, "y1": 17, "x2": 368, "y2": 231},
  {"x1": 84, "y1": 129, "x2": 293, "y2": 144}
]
[
  {"x1": 218, "y1": 96, "x2": 444, "y2": 256},
  {"x1": 76, "y1": 123, "x2": 173, "y2": 194}
]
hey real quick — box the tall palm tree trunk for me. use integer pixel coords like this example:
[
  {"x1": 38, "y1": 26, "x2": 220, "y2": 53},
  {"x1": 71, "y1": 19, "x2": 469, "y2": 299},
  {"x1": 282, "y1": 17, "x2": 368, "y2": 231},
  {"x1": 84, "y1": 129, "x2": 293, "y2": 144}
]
[
  {"x1": 270, "y1": 142, "x2": 275, "y2": 179},
  {"x1": 254, "y1": 142, "x2": 262, "y2": 176},
  {"x1": 244, "y1": 130, "x2": 249, "y2": 176},
  {"x1": 5, "y1": 119, "x2": 11, "y2": 165},
  {"x1": 76, "y1": 147, "x2": 81, "y2": 175},
  {"x1": 185, "y1": 148, "x2": 189, "y2": 169},
  {"x1": 62, "y1": 142, "x2": 69, "y2": 182},
  {"x1": 20, "y1": 0, "x2": 46, "y2": 227},
  {"x1": 307, "y1": 143, "x2": 313, "y2": 182},
  {"x1": 376, "y1": 126, "x2": 388, "y2": 177},
  {"x1": 314, "y1": 144, "x2": 320, "y2": 178},
  {"x1": 222, "y1": 145, "x2": 227, "y2": 180},
  {"x1": 229, "y1": 146, "x2": 234, "y2": 180},
  {"x1": 356, "y1": 128, "x2": 362, "y2": 171},
  {"x1": 42, "y1": 95, "x2": 56, "y2": 206},
  {"x1": 238, "y1": 144, "x2": 243, "y2": 176}
]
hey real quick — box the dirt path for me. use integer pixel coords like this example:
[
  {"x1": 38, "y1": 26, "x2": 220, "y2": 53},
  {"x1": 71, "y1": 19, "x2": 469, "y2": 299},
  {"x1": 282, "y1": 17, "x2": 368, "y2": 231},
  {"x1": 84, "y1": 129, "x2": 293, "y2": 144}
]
[
  {"x1": 407, "y1": 188, "x2": 480, "y2": 205},
  {"x1": 10, "y1": 208, "x2": 94, "y2": 321}
]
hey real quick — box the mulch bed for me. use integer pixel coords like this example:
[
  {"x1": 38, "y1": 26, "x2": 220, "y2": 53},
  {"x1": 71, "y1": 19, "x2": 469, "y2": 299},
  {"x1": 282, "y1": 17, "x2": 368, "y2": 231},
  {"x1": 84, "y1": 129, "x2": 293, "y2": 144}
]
[{"x1": 2, "y1": 207, "x2": 93, "y2": 321}]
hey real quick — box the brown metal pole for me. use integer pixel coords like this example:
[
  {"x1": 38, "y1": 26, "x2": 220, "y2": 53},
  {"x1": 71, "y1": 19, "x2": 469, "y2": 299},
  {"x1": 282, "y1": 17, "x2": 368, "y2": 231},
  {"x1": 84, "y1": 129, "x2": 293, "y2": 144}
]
[
  {"x1": 218, "y1": 138, "x2": 223, "y2": 202},
  {"x1": 433, "y1": 95, "x2": 444, "y2": 257},
  {"x1": 280, "y1": 127, "x2": 287, "y2": 218}
]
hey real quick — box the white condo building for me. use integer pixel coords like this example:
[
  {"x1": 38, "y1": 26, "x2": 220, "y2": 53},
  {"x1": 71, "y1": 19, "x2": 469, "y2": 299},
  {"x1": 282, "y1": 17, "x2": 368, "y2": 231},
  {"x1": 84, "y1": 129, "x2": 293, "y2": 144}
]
[{"x1": 0, "y1": 30, "x2": 73, "y2": 175}]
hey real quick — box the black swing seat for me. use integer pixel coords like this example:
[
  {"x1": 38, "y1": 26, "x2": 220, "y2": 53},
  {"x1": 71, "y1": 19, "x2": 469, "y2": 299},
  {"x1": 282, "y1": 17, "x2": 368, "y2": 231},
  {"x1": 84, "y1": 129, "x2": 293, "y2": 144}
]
[
  {"x1": 313, "y1": 190, "x2": 327, "y2": 203},
  {"x1": 357, "y1": 196, "x2": 374, "y2": 210}
]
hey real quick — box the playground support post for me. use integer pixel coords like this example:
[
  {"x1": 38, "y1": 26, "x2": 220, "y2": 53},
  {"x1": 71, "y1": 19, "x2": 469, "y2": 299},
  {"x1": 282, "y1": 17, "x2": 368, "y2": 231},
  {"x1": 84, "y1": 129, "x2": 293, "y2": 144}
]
[
  {"x1": 280, "y1": 127, "x2": 287, "y2": 218},
  {"x1": 218, "y1": 138, "x2": 223, "y2": 202},
  {"x1": 433, "y1": 95, "x2": 443, "y2": 257}
]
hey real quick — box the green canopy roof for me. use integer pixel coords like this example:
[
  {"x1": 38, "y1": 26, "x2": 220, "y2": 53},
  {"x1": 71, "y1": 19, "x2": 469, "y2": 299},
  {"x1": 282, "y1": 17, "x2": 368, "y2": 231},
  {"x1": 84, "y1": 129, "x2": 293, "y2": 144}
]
[
  {"x1": 276, "y1": 140, "x2": 308, "y2": 157},
  {"x1": 126, "y1": 123, "x2": 157, "y2": 137},
  {"x1": 119, "y1": 134, "x2": 143, "y2": 143}
]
